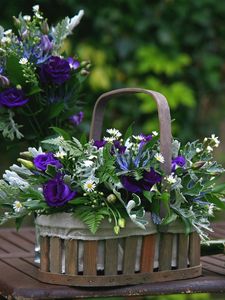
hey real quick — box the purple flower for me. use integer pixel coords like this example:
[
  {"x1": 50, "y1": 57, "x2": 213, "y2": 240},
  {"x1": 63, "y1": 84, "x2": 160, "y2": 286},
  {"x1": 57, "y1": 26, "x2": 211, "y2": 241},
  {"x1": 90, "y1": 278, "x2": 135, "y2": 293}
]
[
  {"x1": 121, "y1": 175, "x2": 143, "y2": 193},
  {"x1": 112, "y1": 141, "x2": 126, "y2": 154},
  {"x1": 140, "y1": 134, "x2": 152, "y2": 147},
  {"x1": 94, "y1": 140, "x2": 107, "y2": 149},
  {"x1": 67, "y1": 57, "x2": 80, "y2": 69},
  {"x1": 0, "y1": 88, "x2": 29, "y2": 108},
  {"x1": 40, "y1": 35, "x2": 52, "y2": 52},
  {"x1": 69, "y1": 111, "x2": 84, "y2": 126},
  {"x1": 141, "y1": 168, "x2": 162, "y2": 190},
  {"x1": 121, "y1": 168, "x2": 161, "y2": 193},
  {"x1": 40, "y1": 56, "x2": 71, "y2": 85},
  {"x1": 43, "y1": 175, "x2": 77, "y2": 207},
  {"x1": 172, "y1": 156, "x2": 186, "y2": 172},
  {"x1": 34, "y1": 153, "x2": 62, "y2": 171}
]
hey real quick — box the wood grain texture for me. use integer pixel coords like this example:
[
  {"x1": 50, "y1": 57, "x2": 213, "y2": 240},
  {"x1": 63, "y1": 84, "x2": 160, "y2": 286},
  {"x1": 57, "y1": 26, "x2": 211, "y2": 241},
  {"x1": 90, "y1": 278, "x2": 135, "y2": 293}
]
[
  {"x1": 83, "y1": 240, "x2": 97, "y2": 275},
  {"x1": 40, "y1": 236, "x2": 49, "y2": 272},
  {"x1": 105, "y1": 239, "x2": 118, "y2": 275},
  {"x1": 49, "y1": 237, "x2": 62, "y2": 273},
  {"x1": 140, "y1": 234, "x2": 156, "y2": 273},
  {"x1": 123, "y1": 236, "x2": 138, "y2": 274},
  {"x1": 177, "y1": 233, "x2": 189, "y2": 269},
  {"x1": 65, "y1": 239, "x2": 77, "y2": 275},
  {"x1": 158, "y1": 233, "x2": 173, "y2": 271},
  {"x1": 189, "y1": 232, "x2": 200, "y2": 267}
]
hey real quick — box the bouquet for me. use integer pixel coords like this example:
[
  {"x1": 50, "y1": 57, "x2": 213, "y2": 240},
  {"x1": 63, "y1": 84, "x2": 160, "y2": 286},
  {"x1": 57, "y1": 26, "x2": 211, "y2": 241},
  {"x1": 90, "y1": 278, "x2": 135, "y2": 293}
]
[
  {"x1": 0, "y1": 5, "x2": 89, "y2": 142},
  {"x1": 0, "y1": 128, "x2": 224, "y2": 240}
]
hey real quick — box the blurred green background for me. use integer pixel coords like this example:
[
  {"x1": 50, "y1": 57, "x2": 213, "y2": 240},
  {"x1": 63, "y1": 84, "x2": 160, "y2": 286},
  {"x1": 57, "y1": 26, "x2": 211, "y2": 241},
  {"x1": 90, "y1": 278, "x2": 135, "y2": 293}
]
[{"x1": 0, "y1": 1, "x2": 225, "y2": 299}]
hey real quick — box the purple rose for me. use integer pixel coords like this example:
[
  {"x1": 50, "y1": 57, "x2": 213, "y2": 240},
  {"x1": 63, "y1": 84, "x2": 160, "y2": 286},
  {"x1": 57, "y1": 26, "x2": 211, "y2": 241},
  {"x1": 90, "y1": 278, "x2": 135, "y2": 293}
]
[
  {"x1": 34, "y1": 153, "x2": 62, "y2": 171},
  {"x1": 172, "y1": 156, "x2": 186, "y2": 172},
  {"x1": 40, "y1": 35, "x2": 52, "y2": 52},
  {"x1": 140, "y1": 134, "x2": 152, "y2": 148},
  {"x1": 69, "y1": 111, "x2": 84, "y2": 126},
  {"x1": 121, "y1": 168, "x2": 161, "y2": 193},
  {"x1": 111, "y1": 140, "x2": 126, "y2": 155},
  {"x1": 0, "y1": 88, "x2": 29, "y2": 108},
  {"x1": 40, "y1": 56, "x2": 71, "y2": 85},
  {"x1": 43, "y1": 175, "x2": 77, "y2": 207},
  {"x1": 67, "y1": 57, "x2": 80, "y2": 69},
  {"x1": 94, "y1": 140, "x2": 107, "y2": 149}
]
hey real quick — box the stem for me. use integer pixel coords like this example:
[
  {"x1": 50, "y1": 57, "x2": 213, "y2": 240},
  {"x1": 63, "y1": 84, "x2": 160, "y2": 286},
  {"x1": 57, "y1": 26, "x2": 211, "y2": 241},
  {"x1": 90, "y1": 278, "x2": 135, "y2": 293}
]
[{"x1": 26, "y1": 104, "x2": 44, "y2": 138}]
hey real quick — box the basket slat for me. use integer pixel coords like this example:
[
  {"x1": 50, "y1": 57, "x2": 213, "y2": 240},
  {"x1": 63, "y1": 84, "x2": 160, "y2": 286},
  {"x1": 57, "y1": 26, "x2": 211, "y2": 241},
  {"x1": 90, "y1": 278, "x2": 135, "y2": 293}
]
[
  {"x1": 140, "y1": 234, "x2": 156, "y2": 273},
  {"x1": 50, "y1": 237, "x2": 62, "y2": 273},
  {"x1": 189, "y1": 232, "x2": 200, "y2": 267},
  {"x1": 159, "y1": 233, "x2": 173, "y2": 271},
  {"x1": 83, "y1": 241, "x2": 97, "y2": 275},
  {"x1": 177, "y1": 233, "x2": 189, "y2": 269},
  {"x1": 105, "y1": 239, "x2": 118, "y2": 275},
  {"x1": 65, "y1": 240, "x2": 77, "y2": 275},
  {"x1": 40, "y1": 236, "x2": 49, "y2": 272},
  {"x1": 123, "y1": 236, "x2": 138, "y2": 274}
]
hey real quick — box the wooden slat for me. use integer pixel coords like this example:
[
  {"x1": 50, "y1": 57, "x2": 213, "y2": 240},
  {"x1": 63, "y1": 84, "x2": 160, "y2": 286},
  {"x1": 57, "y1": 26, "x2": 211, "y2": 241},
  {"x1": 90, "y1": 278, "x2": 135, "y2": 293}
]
[
  {"x1": 65, "y1": 239, "x2": 77, "y2": 275},
  {"x1": 40, "y1": 236, "x2": 49, "y2": 272},
  {"x1": 83, "y1": 240, "x2": 97, "y2": 275},
  {"x1": 0, "y1": 236, "x2": 28, "y2": 254},
  {"x1": 105, "y1": 239, "x2": 118, "y2": 275},
  {"x1": 177, "y1": 233, "x2": 189, "y2": 269},
  {"x1": 189, "y1": 232, "x2": 200, "y2": 267},
  {"x1": 123, "y1": 236, "x2": 138, "y2": 274},
  {"x1": 158, "y1": 233, "x2": 173, "y2": 271},
  {"x1": 0, "y1": 231, "x2": 34, "y2": 252},
  {"x1": 140, "y1": 234, "x2": 156, "y2": 273},
  {"x1": 49, "y1": 237, "x2": 62, "y2": 274}
]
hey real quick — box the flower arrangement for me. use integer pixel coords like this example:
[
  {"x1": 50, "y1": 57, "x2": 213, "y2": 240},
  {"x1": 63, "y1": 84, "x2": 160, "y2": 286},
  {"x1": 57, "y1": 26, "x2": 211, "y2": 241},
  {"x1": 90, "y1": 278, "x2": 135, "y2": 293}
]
[
  {"x1": 0, "y1": 128, "x2": 225, "y2": 240},
  {"x1": 0, "y1": 5, "x2": 89, "y2": 142}
]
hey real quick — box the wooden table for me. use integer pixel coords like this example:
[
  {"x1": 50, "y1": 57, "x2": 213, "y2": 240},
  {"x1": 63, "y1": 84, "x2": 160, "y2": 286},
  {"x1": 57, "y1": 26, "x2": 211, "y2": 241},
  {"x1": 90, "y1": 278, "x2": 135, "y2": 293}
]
[{"x1": 0, "y1": 224, "x2": 224, "y2": 300}]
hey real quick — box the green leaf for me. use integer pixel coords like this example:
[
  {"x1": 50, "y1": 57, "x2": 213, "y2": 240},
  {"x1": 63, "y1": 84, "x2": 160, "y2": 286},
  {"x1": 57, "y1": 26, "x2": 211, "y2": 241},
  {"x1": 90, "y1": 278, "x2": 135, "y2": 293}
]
[
  {"x1": 27, "y1": 86, "x2": 42, "y2": 96},
  {"x1": 45, "y1": 164, "x2": 58, "y2": 177},
  {"x1": 6, "y1": 55, "x2": 26, "y2": 86},
  {"x1": 161, "y1": 213, "x2": 178, "y2": 225},
  {"x1": 143, "y1": 190, "x2": 154, "y2": 203},
  {"x1": 69, "y1": 197, "x2": 88, "y2": 205},
  {"x1": 124, "y1": 123, "x2": 134, "y2": 142},
  {"x1": 49, "y1": 102, "x2": 65, "y2": 119},
  {"x1": 51, "y1": 127, "x2": 71, "y2": 140},
  {"x1": 211, "y1": 183, "x2": 225, "y2": 194},
  {"x1": 205, "y1": 194, "x2": 225, "y2": 210}
]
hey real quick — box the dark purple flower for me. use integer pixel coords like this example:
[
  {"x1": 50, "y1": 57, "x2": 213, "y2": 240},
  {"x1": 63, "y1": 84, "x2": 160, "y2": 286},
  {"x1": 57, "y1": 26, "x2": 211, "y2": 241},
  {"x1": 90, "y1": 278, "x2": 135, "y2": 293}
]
[
  {"x1": 67, "y1": 57, "x2": 80, "y2": 69},
  {"x1": 121, "y1": 168, "x2": 161, "y2": 193},
  {"x1": 43, "y1": 175, "x2": 77, "y2": 207},
  {"x1": 0, "y1": 88, "x2": 29, "y2": 108},
  {"x1": 112, "y1": 140, "x2": 126, "y2": 154},
  {"x1": 40, "y1": 56, "x2": 71, "y2": 85},
  {"x1": 69, "y1": 111, "x2": 84, "y2": 126},
  {"x1": 121, "y1": 175, "x2": 143, "y2": 193},
  {"x1": 34, "y1": 153, "x2": 62, "y2": 171},
  {"x1": 140, "y1": 134, "x2": 152, "y2": 148},
  {"x1": 94, "y1": 140, "x2": 107, "y2": 149},
  {"x1": 172, "y1": 156, "x2": 186, "y2": 172},
  {"x1": 141, "y1": 168, "x2": 162, "y2": 190},
  {"x1": 40, "y1": 35, "x2": 52, "y2": 52}
]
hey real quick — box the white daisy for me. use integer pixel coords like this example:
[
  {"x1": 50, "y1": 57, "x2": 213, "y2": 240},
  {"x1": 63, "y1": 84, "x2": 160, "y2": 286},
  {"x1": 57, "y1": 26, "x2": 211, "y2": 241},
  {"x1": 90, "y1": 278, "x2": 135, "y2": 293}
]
[
  {"x1": 104, "y1": 136, "x2": 116, "y2": 143},
  {"x1": 166, "y1": 174, "x2": 177, "y2": 184},
  {"x1": 152, "y1": 131, "x2": 158, "y2": 136},
  {"x1": 84, "y1": 179, "x2": 96, "y2": 192},
  {"x1": 19, "y1": 58, "x2": 28, "y2": 65},
  {"x1": 132, "y1": 135, "x2": 143, "y2": 141},
  {"x1": 211, "y1": 134, "x2": 220, "y2": 147},
  {"x1": 55, "y1": 147, "x2": 66, "y2": 158},
  {"x1": 13, "y1": 201, "x2": 23, "y2": 213},
  {"x1": 154, "y1": 153, "x2": 165, "y2": 163}
]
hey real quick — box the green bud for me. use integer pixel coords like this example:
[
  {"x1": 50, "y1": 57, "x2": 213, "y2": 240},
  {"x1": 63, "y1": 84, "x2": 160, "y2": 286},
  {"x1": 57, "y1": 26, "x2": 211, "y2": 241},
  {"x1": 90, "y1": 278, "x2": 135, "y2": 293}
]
[
  {"x1": 114, "y1": 225, "x2": 120, "y2": 235},
  {"x1": 107, "y1": 194, "x2": 117, "y2": 203},
  {"x1": 192, "y1": 161, "x2": 206, "y2": 169},
  {"x1": 118, "y1": 218, "x2": 125, "y2": 228},
  {"x1": 17, "y1": 158, "x2": 35, "y2": 170},
  {"x1": 13, "y1": 16, "x2": 21, "y2": 28},
  {"x1": 80, "y1": 69, "x2": 89, "y2": 76},
  {"x1": 41, "y1": 19, "x2": 49, "y2": 34}
]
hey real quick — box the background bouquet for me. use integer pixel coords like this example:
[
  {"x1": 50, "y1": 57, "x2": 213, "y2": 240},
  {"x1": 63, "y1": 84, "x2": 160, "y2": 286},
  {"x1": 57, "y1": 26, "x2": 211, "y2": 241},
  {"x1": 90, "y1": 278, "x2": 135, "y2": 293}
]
[
  {"x1": 0, "y1": 127, "x2": 225, "y2": 240},
  {"x1": 0, "y1": 5, "x2": 89, "y2": 142}
]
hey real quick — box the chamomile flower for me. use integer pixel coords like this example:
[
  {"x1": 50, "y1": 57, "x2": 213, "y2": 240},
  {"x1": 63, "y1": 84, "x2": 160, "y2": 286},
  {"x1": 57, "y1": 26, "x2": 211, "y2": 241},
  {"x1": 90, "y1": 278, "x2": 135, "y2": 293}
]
[
  {"x1": 154, "y1": 153, "x2": 165, "y2": 163},
  {"x1": 84, "y1": 179, "x2": 96, "y2": 192},
  {"x1": 166, "y1": 174, "x2": 177, "y2": 184},
  {"x1": 13, "y1": 201, "x2": 23, "y2": 213},
  {"x1": 106, "y1": 128, "x2": 122, "y2": 138},
  {"x1": 104, "y1": 136, "x2": 116, "y2": 143},
  {"x1": 19, "y1": 58, "x2": 28, "y2": 65},
  {"x1": 55, "y1": 147, "x2": 66, "y2": 158},
  {"x1": 152, "y1": 131, "x2": 158, "y2": 136}
]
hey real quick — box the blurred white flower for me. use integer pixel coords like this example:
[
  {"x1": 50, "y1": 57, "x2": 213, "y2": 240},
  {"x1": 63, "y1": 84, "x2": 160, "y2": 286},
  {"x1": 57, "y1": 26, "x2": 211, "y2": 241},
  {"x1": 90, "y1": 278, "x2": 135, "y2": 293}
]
[
  {"x1": 152, "y1": 131, "x2": 158, "y2": 136},
  {"x1": 207, "y1": 146, "x2": 213, "y2": 153},
  {"x1": 68, "y1": 10, "x2": 84, "y2": 32},
  {"x1": 154, "y1": 153, "x2": 165, "y2": 163},
  {"x1": 106, "y1": 128, "x2": 122, "y2": 138},
  {"x1": 23, "y1": 15, "x2": 31, "y2": 21},
  {"x1": 13, "y1": 201, "x2": 23, "y2": 213},
  {"x1": 84, "y1": 179, "x2": 96, "y2": 192},
  {"x1": 19, "y1": 58, "x2": 28, "y2": 65}
]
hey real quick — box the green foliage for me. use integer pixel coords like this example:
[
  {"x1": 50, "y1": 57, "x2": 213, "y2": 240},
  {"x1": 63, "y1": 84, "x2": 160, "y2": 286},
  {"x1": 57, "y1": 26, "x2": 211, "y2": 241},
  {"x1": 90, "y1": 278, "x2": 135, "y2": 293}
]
[{"x1": 0, "y1": 110, "x2": 23, "y2": 140}]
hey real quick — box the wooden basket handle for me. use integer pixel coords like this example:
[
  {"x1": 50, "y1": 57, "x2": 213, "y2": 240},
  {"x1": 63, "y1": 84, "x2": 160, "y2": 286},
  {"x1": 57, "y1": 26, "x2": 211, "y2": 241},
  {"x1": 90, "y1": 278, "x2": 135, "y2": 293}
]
[{"x1": 89, "y1": 88, "x2": 172, "y2": 175}]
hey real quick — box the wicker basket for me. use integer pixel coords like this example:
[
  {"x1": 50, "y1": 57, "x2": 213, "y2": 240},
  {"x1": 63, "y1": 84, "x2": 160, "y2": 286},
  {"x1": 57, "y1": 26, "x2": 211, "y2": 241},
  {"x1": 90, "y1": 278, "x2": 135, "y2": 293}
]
[{"x1": 37, "y1": 88, "x2": 202, "y2": 286}]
